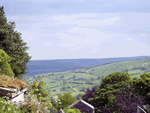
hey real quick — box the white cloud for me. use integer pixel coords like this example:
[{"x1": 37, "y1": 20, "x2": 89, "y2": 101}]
[
  {"x1": 50, "y1": 13, "x2": 122, "y2": 27},
  {"x1": 89, "y1": 50, "x2": 99, "y2": 53},
  {"x1": 60, "y1": 43, "x2": 70, "y2": 47},
  {"x1": 103, "y1": 17, "x2": 120, "y2": 24},
  {"x1": 78, "y1": 0, "x2": 83, "y2": 2},
  {"x1": 118, "y1": 0, "x2": 134, "y2": 2},
  {"x1": 103, "y1": 4, "x2": 112, "y2": 7},
  {"x1": 140, "y1": 34, "x2": 147, "y2": 36},
  {"x1": 42, "y1": 42, "x2": 52, "y2": 46},
  {"x1": 85, "y1": 39, "x2": 97, "y2": 43},
  {"x1": 29, "y1": 36, "x2": 35, "y2": 41},
  {"x1": 54, "y1": 27, "x2": 118, "y2": 49},
  {"x1": 127, "y1": 38, "x2": 133, "y2": 41}
]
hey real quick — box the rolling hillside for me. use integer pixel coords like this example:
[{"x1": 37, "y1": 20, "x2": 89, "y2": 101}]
[
  {"x1": 22, "y1": 56, "x2": 150, "y2": 78},
  {"x1": 23, "y1": 57, "x2": 150, "y2": 101}
]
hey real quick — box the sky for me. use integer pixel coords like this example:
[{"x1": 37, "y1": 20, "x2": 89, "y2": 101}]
[{"x1": 1, "y1": 0, "x2": 150, "y2": 60}]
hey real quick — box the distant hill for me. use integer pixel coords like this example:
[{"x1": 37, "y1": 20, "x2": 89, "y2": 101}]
[
  {"x1": 23, "y1": 56, "x2": 150, "y2": 101},
  {"x1": 22, "y1": 56, "x2": 150, "y2": 78}
]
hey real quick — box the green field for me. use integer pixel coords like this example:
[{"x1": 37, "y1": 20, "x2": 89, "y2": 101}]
[{"x1": 24, "y1": 57, "x2": 150, "y2": 100}]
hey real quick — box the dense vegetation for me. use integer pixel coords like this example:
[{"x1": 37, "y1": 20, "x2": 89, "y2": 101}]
[{"x1": 0, "y1": 6, "x2": 32, "y2": 79}]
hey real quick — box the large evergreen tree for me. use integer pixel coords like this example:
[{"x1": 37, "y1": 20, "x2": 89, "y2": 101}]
[{"x1": 0, "y1": 6, "x2": 32, "y2": 79}]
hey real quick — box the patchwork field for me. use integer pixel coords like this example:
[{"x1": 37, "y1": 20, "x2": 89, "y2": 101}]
[{"x1": 24, "y1": 57, "x2": 150, "y2": 101}]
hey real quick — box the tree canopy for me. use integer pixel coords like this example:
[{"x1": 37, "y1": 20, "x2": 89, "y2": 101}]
[
  {"x1": 87, "y1": 72, "x2": 133, "y2": 112},
  {"x1": 132, "y1": 73, "x2": 150, "y2": 105},
  {"x1": 56, "y1": 92, "x2": 76, "y2": 110},
  {"x1": 0, "y1": 6, "x2": 32, "y2": 79}
]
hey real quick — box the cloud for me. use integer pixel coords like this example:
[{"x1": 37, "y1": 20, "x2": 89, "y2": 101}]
[
  {"x1": 126, "y1": 38, "x2": 133, "y2": 41},
  {"x1": 42, "y1": 42, "x2": 52, "y2": 46},
  {"x1": 85, "y1": 39, "x2": 97, "y2": 43},
  {"x1": 53, "y1": 27, "x2": 118, "y2": 51},
  {"x1": 103, "y1": 4, "x2": 112, "y2": 7},
  {"x1": 49, "y1": 13, "x2": 122, "y2": 27},
  {"x1": 78, "y1": 0, "x2": 83, "y2": 2},
  {"x1": 140, "y1": 34, "x2": 147, "y2": 36},
  {"x1": 89, "y1": 50, "x2": 99, "y2": 53},
  {"x1": 60, "y1": 43, "x2": 71, "y2": 47},
  {"x1": 118, "y1": 0, "x2": 134, "y2": 2}
]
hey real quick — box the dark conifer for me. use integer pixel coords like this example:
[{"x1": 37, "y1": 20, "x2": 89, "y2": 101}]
[{"x1": 0, "y1": 6, "x2": 32, "y2": 79}]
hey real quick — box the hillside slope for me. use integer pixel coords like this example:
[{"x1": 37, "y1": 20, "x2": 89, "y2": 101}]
[
  {"x1": 23, "y1": 57, "x2": 150, "y2": 100},
  {"x1": 22, "y1": 56, "x2": 150, "y2": 78}
]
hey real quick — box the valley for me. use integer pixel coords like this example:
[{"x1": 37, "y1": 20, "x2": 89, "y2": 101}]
[{"x1": 23, "y1": 57, "x2": 150, "y2": 101}]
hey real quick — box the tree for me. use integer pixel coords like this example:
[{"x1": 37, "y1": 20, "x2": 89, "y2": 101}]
[
  {"x1": 76, "y1": 93, "x2": 83, "y2": 100},
  {"x1": 0, "y1": 6, "x2": 32, "y2": 79},
  {"x1": 80, "y1": 86, "x2": 86, "y2": 92},
  {"x1": 81, "y1": 85, "x2": 98, "y2": 106},
  {"x1": 56, "y1": 92, "x2": 76, "y2": 110},
  {"x1": 73, "y1": 75, "x2": 76, "y2": 79},
  {"x1": 99, "y1": 84, "x2": 147, "y2": 113},
  {"x1": 61, "y1": 86, "x2": 66, "y2": 91},
  {"x1": 90, "y1": 77, "x2": 94, "y2": 81},
  {"x1": 97, "y1": 76, "x2": 101, "y2": 80},
  {"x1": 132, "y1": 73, "x2": 150, "y2": 105},
  {"x1": 88, "y1": 72, "x2": 133, "y2": 113},
  {"x1": 60, "y1": 75, "x2": 64, "y2": 79},
  {"x1": 0, "y1": 49, "x2": 14, "y2": 77},
  {"x1": 79, "y1": 66, "x2": 84, "y2": 69},
  {"x1": 85, "y1": 79, "x2": 90, "y2": 84},
  {"x1": 63, "y1": 79, "x2": 67, "y2": 84}
]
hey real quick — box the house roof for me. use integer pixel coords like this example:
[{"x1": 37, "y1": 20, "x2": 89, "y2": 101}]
[{"x1": 67, "y1": 99, "x2": 94, "y2": 110}]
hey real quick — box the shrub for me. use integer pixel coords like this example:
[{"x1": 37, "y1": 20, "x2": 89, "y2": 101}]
[
  {"x1": 66, "y1": 108, "x2": 81, "y2": 113},
  {"x1": 0, "y1": 49, "x2": 14, "y2": 77}
]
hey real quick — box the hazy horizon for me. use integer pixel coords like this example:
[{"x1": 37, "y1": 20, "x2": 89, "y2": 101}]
[
  {"x1": 29, "y1": 55, "x2": 150, "y2": 61},
  {"x1": 1, "y1": 0, "x2": 150, "y2": 60}
]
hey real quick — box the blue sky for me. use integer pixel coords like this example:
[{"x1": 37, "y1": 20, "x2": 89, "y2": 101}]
[{"x1": 1, "y1": 0, "x2": 150, "y2": 60}]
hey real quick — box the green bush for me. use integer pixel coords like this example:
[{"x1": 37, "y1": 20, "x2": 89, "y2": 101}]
[{"x1": 0, "y1": 49, "x2": 14, "y2": 77}]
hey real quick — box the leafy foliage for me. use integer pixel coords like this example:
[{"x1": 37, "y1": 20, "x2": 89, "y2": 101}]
[
  {"x1": 56, "y1": 92, "x2": 76, "y2": 110},
  {"x1": 87, "y1": 72, "x2": 133, "y2": 112},
  {"x1": 132, "y1": 73, "x2": 150, "y2": 105},
  {"x1": 0, "y1": 6, "x2": 32, "y2": 80},
  {"x1": 81, "y1": 85, "x2": 98, "y2": 106},
  {"x1": 32, "y1": 80, "x2": 38, "y2": 88},
  {"x1": 0, "y1": 49, "x2": 14, "y2": 77},
  {"x1": 99, "y1": 84, "x2": 147, "y2": 113},
  {"x1": 31, "y1": 75, "x2": 49, "y2": 101}
]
